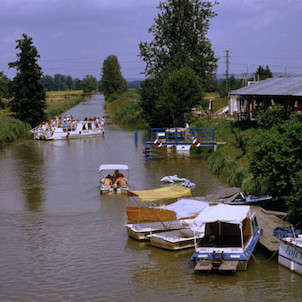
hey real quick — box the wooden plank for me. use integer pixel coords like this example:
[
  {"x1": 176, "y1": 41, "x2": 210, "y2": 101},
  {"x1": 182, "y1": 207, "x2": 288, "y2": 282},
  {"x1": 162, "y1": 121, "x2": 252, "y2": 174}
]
[
  {"x1": 250, "y1": 206, "x2": 291, "y2": 252},
  {"x1": 194, "y1": 260, "x2": 213, "y2": 271},
  {"x1": 219, "y1": 261, "x2": 238, "y2": 272}
]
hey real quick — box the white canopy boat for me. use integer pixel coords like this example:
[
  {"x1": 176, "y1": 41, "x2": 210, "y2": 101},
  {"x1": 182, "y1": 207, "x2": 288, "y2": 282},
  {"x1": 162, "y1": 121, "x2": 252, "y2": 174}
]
[
  {"x1": 99, "y1": 164, "x2": 129, "y2": 195},
  {"x1": 125, "y1": 199, "x2": 208, "y2": 240},
  {"x1": 191, "y1": 204, "x2": 262, "y2": 272},
  {"x1": 278, "y1": 235, "x2": 302, "y2": 275},
  {"x1": 31, "y1": 119, "x2": 104, "y2": 140}
]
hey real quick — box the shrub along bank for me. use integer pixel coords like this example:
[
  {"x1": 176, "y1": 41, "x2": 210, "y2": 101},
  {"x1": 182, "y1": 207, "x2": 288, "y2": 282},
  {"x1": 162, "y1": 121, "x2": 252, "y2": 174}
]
[
  {"x1": 0, "y1": 91, "x2": 85, "y2": 149},
  {"x1": 105, "y1": 91, "x2": 147, "y2": 128},
  {"x1": 192, "y1": 112, "x2": 302, "y2": 225}
]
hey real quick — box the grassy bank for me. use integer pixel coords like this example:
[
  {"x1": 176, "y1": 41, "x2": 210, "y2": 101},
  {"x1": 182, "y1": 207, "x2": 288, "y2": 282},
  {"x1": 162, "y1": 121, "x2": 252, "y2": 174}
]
[
  {"x1": 0, "y1": 91, "x2": 85, "y2": 148},
  {"x1": 0, "y1": 116, "x2": 32, "y2": 148},
  {"x1": 105, "y1": 91, "x2": 147, "y2": 128},
  {"x1": 192, "y1": 118, "x2": 260, "y2": 190},
  {"x1": 45, "y1": 90, "x2": 84, "y2": 119}
]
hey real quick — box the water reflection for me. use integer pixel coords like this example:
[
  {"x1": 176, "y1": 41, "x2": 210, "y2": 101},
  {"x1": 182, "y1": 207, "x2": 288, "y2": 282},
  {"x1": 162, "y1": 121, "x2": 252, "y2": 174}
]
[{"x1": 12, "y1": 141, "x2": 46, "y2": 212}]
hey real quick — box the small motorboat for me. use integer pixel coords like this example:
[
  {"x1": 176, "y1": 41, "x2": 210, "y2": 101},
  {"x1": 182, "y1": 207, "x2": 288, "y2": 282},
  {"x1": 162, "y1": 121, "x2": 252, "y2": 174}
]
[
  {"x1": 191, "y1": 204, "x2": 262, "y2": 272},
  {"x1": 99, "y1": 164, "x2": 129, "y2": 195}
]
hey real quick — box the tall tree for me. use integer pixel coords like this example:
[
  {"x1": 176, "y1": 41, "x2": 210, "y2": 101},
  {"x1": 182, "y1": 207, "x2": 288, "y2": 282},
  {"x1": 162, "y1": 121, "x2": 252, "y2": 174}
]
[
  {"x1": 9, "y1": 34, "x2": 46, "y2": 127},
  {"x1": 100, "y1": 55, "x2": 127, "y2": 98},
  {"x1": 139, "y1": 0, "x2": 218, "y2": 91}
]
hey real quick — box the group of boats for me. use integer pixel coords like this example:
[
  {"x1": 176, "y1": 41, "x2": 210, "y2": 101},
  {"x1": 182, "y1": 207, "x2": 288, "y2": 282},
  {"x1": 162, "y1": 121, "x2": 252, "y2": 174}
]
[
  {"x1": 30, "y1": 117, "x2": 301, "y2": 275},
  {"x1": 124, "y1": 184, "x2": 301, "y2": 274}
]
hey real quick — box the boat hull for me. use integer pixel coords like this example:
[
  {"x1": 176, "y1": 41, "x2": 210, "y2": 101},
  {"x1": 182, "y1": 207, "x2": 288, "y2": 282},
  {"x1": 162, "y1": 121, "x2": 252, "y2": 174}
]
[
  {"x1": 278, "y1": 237, "x2": 302, "y2": 275},
  {"x1": 100, "y1": 187, "x2": 129, "y2": 195},
  {"x1": 148, "y1": 228, "x2": 202, "y2": 250},
  {"x1": 191, "y1": 228, "x2": 262, "y2": 272},
  {"x1": 126, "y1": 220, "x2": 189, "y2": 240}
]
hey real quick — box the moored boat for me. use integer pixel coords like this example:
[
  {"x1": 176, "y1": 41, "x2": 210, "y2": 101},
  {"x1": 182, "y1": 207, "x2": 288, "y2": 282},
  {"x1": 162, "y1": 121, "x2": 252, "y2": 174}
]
[
  {"x1": 278, "y1": 235, "x2": 302, "y2": 275},
  {"x1": 191, "y1": 204, "x2": 262, "y2": 272},
  {"x1": 126, "y1": 185, "x2": 192, "y2": 222},
  {"x1": 126, "y1": 219, "x2": 194, "y2": 240},
  {"x1": 126, "y1": 199, "x2": 208, "y2": 240},
  {"x1": 148, "y1": 224, "x2": 205, "y2": 250}
]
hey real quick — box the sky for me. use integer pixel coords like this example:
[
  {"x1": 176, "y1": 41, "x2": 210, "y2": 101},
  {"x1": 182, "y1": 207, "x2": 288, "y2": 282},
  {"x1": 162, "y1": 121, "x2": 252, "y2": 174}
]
[{"x1": 1, "y1": 0, "x2": 302, "y2": 80}]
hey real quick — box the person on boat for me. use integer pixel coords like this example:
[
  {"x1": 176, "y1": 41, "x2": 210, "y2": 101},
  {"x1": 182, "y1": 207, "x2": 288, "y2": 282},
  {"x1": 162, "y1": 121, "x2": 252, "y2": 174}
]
[
  {"x1": 114, "y1": 173, "x2": 128, "y2": 188},
  {"x1": 112, "y1": 170, "x2": 120, "y2": 183},
  {"x1": 101, "y1": 174, "x2": 113, "y2": 188}
]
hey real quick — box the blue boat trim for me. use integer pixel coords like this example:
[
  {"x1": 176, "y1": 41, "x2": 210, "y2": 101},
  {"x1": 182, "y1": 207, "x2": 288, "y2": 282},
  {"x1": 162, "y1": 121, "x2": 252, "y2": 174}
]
[
  {"x1": 279, "y1": 254, "x2": 302, "y2": 267},
  {"x1": 191, "y1": 229, "x2": 262, "y2": 262}
]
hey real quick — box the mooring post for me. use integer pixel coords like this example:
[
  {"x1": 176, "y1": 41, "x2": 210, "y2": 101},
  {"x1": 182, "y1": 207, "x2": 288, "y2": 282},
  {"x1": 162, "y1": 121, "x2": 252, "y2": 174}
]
[{"x1": 134, "y1": 126, "x2": 138, "y2": 144}]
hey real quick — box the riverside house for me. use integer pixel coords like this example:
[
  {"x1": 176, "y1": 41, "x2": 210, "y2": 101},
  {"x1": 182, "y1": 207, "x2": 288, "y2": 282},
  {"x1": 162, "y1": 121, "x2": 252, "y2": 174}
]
[{"x1": 228, "y1": 76, "x2": 302, "y2": 120}]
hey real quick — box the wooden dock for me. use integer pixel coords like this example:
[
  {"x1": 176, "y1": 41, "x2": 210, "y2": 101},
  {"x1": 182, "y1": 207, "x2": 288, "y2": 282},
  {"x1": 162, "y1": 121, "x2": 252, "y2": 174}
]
[{"x1": 250, "y1": 206, "x2": 291, "y2": 252}]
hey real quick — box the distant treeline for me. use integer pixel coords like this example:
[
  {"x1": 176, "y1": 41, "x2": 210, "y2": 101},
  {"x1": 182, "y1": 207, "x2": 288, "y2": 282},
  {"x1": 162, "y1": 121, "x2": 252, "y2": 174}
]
[
  {"x1": 41, "y1": 74, "x2": 142, "y2": 92},
  {"x1": 41, "y1": 74, "x2": 82, "y2": 91}
]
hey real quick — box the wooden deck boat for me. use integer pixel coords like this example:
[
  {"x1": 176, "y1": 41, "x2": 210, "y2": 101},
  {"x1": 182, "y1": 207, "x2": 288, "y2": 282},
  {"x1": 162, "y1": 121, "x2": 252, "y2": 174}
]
[
  {"x1": 126, "y1": 185, "x2": 192, "y2": 222},
  {"x1": 278, "y1": 235, "x2": 302, "y2": 275},
  {"x1": 191, "y1": 204, "x2": 262, "y2": 272},
  {"x1": 125, "y1": 199, "x2": 208, "y2": 239}
]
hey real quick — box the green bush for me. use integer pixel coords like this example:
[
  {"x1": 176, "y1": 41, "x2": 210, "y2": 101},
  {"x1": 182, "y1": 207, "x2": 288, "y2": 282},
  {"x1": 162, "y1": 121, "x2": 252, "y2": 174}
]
[{"x1": 0, "y1": 116, "x2": 31, "y2": 148}]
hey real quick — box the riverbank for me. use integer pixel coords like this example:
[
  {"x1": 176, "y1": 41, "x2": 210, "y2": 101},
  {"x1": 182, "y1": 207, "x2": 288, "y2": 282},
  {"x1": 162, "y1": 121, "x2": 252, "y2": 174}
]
[
  {"x1": 0, "y1": 91, "x2": 85, "y2": 148},
  {"x1": 105, "y1": 90, "x2": 147, "y2": 128}
]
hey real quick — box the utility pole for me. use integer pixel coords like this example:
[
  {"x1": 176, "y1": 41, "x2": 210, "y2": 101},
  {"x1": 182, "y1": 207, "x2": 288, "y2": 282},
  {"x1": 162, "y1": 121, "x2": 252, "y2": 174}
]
[{"x1": 224, "y1": 50, "x2": 230, "y2": 93}]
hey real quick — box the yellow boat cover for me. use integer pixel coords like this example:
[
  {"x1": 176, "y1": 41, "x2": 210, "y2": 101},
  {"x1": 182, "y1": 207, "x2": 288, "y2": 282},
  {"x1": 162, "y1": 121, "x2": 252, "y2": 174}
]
[{"x1": 128, "y1": 185, "x2": 191, "y2": 202}]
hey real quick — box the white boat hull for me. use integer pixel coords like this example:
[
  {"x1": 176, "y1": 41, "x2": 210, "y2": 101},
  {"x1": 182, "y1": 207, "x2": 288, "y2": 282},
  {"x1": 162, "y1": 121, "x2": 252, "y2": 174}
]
[
  {"x1": 100, "y1": 187, "x2": 129, "y2": 195},
  {"x1": 278, "y1": 236, "x2": 302, "y2": 275},
  {"x1": 126, "y1": 219, "x2": 193, "y2": 240},
  {"x1": 148, "y1": 228, "x2": 204, "y2": 250},
  {"x1": 32, "y1": 120, "x2": 104, "y2": 140}
]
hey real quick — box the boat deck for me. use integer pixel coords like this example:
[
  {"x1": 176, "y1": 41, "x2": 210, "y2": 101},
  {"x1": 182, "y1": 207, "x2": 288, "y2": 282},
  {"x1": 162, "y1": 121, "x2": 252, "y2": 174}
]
[{"x1": 250, "y1": 206, "x2": 291, "y2": 252}]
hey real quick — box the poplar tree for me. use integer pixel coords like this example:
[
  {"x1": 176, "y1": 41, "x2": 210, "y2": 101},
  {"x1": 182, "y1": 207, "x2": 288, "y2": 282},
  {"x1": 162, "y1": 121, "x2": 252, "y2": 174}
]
[
  {"x1": 9, "y1": 34, "x2": 46, "y2": 127},
  {"x1": 100, "y1": 55, "x2": 127, "y2": 98}
]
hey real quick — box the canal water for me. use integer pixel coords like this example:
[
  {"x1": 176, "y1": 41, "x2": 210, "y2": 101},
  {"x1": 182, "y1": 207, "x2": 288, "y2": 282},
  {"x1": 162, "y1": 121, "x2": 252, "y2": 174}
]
[{"x1": 0, "y1": 95, "x2": 300, "y2": 301}]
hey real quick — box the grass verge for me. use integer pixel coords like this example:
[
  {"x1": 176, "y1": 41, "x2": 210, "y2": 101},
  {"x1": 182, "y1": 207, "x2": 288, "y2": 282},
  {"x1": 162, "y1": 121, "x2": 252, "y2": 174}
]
[{"x1": 0, "y1": 91, "x2": 85, "y2": 148}]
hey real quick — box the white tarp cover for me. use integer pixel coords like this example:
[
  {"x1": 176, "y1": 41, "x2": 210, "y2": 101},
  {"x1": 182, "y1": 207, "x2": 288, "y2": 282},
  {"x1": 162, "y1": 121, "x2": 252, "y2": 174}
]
[
  {"x1": 156, "y1": 199, "x2": 209, "y2": 219},
  {"x1": 193, "y1": 204, "x2": 250, "y2": 228}
]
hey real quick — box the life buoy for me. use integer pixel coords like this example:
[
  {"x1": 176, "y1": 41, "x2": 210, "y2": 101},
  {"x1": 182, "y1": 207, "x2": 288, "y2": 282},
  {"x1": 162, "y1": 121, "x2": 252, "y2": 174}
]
[
  {"x1": 154, "y1": 139, "x2": 163, "y2": 148},
  {"x1": 192, "y1": 137, "x2": 200, "y2": 147}
]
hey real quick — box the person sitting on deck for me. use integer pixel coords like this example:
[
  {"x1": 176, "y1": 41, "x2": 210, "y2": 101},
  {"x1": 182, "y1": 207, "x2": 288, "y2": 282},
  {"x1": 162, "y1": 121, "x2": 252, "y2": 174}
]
[
  {"x1": 112, "y1": 170, "x2": 120, "y2": 183},
  {"x1": 114, "y1": 173, "x2": 128, "y2": 188},
  {"x1": 101, "y1": 174, "x2": 113, "y2": 188}
]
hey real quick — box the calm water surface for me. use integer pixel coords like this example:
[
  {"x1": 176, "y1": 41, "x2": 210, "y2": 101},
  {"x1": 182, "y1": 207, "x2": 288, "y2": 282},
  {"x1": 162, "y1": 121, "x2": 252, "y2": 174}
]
[{"x1": 0, "y1": 95, "x2": 300, "y2": 302}]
